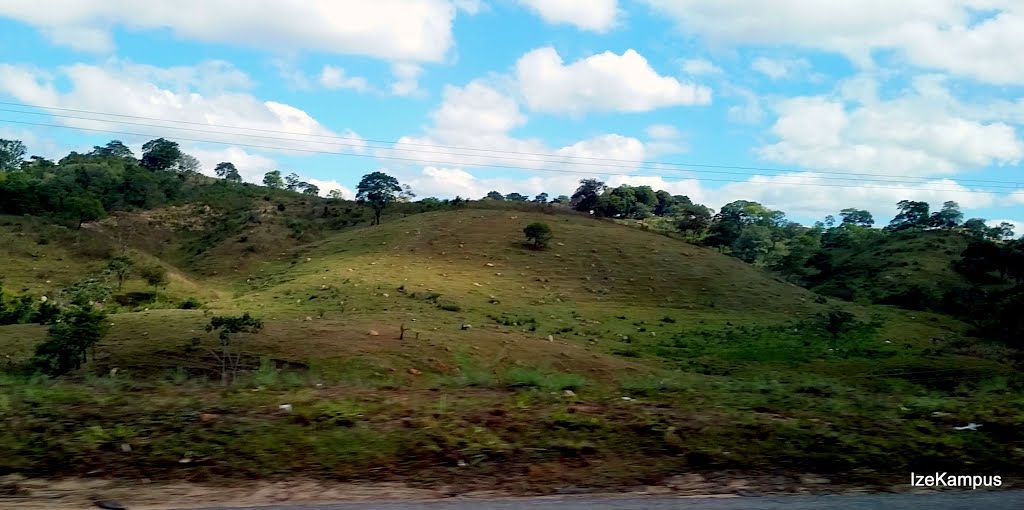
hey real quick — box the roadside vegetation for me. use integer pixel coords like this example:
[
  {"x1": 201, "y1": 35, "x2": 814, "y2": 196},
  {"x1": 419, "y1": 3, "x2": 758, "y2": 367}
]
[{"x1": 0, "y1": 137, "x2": 1021, "y2": 491}]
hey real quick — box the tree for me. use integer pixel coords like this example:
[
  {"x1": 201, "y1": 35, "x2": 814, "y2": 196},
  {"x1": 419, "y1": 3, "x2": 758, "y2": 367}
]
[
  {"x1": 731, "y1": 225, "x2": 774, "y2": 263},
  {"x1": 285, "y1": 172, "x2": 302, "y2": 191},
  {"x1": 0, "y1": 139, "x2": 27, "y2": 171},
  {"x1": 839, "y1": 208, "x2": 874, "y2": 227},
  {"x1": 214, "y1": 162, "x2": 241, "y2": 182},
  {"x1": 653, "y1": 190, "x2": 675, "y2": 216},
  {"x1": 356, "y1": 171, "x2": 405, "y2": 226},
  {"x1": 65, "y1": 195, "x2": 105, "y2": 229},
  {"x1": 327, "y1": 189, "x2": 345, "y2": 199},
  {"x1": 676, "y1": 203, "x2": 712, "y2": 237},
  {"x1": 523, "y1": 222, "x2": 553, "y2": 249},
  {"x1": 206, "y1": 313, "x2": 264, "y2": 385},
  {"x1": 887, "y1": 200, "x2": 930, "y2": 231},
  {"x1": 140, "y1": 138, "x2": 182, "y2": 172},
  {"x1": 31, "y1": 305, "x2": 110, "y2": 377},
  {"x1": 506, "y1": 192, "x2": 529, "y2": 202},
  {"x1": 106, "y1": 256, "x2": 135, "y2": 291},
  {"x1": 302, "y1": 183, "x2": 320, "y2": 196},
  {"x1": 633, "y1": 186, "x2": 658, "y2": 207},
  {"x1": 263, "y1": 170, "x2": 284, "y2": 189},
  {"x1": 963, "y1": 218, "x2": 989, "y2": 239},
  {"x1": 987, "y1": 222, "x2": 1016, "y2": 241},
  {"x1": 139, "y1": 264, "x2": 168, "y2": 290},
  {"x1": 821, "y1": 309, "x2": 857, "y2": 342},
  {"x1": 174, "y1": 153, "x2": 202, "y2": 176},
  {"x1": 929, "y1": 201, "x2": 963, "y2": 229},
  {"x1": 90, "y1": 140, "x2": 135, "y2": 160},
  {"x1": 551, "y1": 195, "x2": 570, "y2": 205},
  {"x1": 485, "y1": 191, "x2": 505, "y2": 201},
  {"x1": 533, "y1": 193, "x2": 549, "y2": 204},
  {"x1": 570, "y1": 178, "x2": 606, "y2": 213}
]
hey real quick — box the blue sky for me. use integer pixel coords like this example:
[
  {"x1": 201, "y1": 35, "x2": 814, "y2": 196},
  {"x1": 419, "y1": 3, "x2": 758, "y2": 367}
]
[{"x1": 1, "y1": 0, "x2": 1023, "y2": 229}]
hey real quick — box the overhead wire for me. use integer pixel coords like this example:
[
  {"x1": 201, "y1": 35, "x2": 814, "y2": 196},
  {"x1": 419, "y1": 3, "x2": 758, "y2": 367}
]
[{"x1": 1, "y1": 110, "x2": 1021, "y2": 195}]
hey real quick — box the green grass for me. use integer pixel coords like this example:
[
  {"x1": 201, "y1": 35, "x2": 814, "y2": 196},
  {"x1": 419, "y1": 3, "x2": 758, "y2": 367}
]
[{"x1": 1, "y1": 206, "x2": 1022, "y2": 488}]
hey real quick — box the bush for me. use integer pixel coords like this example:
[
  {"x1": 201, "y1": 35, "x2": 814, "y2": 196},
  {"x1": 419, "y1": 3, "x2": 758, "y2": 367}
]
[
  {"x1": 31, "y1": 306, "x2": 110, "y2": 376},
  {"x1": 523, "y1": 222, "x2": 553, "y2": 249},
  {"x1": 438, "y1": 301, "x2": 462, "y2": 312},
  {"x1": 179, "y1": 297, "x2": 203, "y2": 310},
  {"x1": 138, "y1": 264, "x2": 168, "y2": 289}
]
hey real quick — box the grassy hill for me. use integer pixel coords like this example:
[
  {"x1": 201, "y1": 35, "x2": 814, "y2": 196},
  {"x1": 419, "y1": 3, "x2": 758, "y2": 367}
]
[{"x1": 1, "y1": 202, "x2": 1022, "y2": 492}]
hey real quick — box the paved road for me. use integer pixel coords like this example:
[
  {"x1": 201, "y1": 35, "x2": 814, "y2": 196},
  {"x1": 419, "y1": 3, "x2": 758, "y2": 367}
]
[{"x1": 184, "y1": 491, "x2": 1024, "y2": 510}]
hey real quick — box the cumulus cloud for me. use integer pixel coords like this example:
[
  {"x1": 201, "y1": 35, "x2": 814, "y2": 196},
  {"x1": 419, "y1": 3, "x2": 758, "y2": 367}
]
[
  {"x1": 757, "y1": 77, "x2": 1024, "y2": 176},
  {"x1": 516, "y1": 0, "x2": 620, "y2": 32},
  {"x1": 514, "y1": 47, "x2": 712, "y2": 115},
  {"x1": 306, "y1": 178, "x2": 354, "y2": 198},
  {"x1": 641, "y1": 0, "x2": 1024, "y2": 84},
  {"x1": 0, "y1": 0, "x2": 461, "y2": 62},
  {"x1": 0, "y1": 60, "x2": 367, "y2": 155}
]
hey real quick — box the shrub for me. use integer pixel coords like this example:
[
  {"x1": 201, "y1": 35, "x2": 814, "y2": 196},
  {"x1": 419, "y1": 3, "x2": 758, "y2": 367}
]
[
  {"x1": 523, "y1": 222, "x2": 553, "y2": 249},
  {"x1": 438, "y1": 301, "x2": 462, "y2": 312},
  {"x1": 179, "y1": 297, "x2": 203, "y2": 310},
  {"x1": 31, "y1": 306, "x2": 110, "y2": 376}
]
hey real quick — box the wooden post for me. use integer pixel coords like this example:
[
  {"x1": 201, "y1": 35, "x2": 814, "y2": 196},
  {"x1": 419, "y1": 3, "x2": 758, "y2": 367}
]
[{"x1": 400, "y1": 323, "x2": 407, "y2": 340}]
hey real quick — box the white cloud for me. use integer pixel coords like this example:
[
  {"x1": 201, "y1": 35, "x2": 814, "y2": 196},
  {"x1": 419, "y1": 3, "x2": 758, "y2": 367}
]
[
  {"x1": 705, "y1": 172, "x2": 998, "y2": 220},
  {"x1": 641, "y1": 0, "x2": 1024, "y2": 84},
  {"x1": 0, "y1": 60, "x2": 367, "y2": 155},
  {"x1": 318, "y1": 66, "x2": 370, "y2": 92},
  {"x1": 187, "y1": 146, "x2": 279, "y2": 183},
  {"x1": 382, "y1": 79, "x2": 666, "y2": 173},
  {"x1": 306, "y1": 178, "x2": 354, "y2": 199},
  {"x1": 389, "y1": 63, "x2": 425, "y2": 97},
  {"x1": 0, "y1": 0, "x2": 461, "y2": 62},
  {"x1": 516, "y1": 0, "x2": 619, "y2": 32},
  {"x1": 751, "y1": 57, "x2": 811, "y2": 80},
  {"x1": 514, "y1": 47, "x2": 712, "y2": 116},
  {"x1": 758, "y1": 78, "x2": 1024, "y2": 176},
  {"x1": 681, "y1": 58, "x2": 723, "y2": 76}
]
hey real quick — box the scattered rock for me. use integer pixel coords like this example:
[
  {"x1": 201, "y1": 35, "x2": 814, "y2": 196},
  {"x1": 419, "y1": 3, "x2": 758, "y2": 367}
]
[
  {"x1": 304, "y1": 316, "x2": 313, "y2": 321},
  {"x1": 407, "y1": 368, "x2": 422, "y2": 376},
  {"x1": 368, "y1": 330, "x2": 380, "y2": 336},
  {"x1": 485, "y1": 263, "x2": 495, "y2": 267},
  {"x1": 461, "y1": 324, "x2": 473, "y2": 330},
  {"x1": 119, "y1": 443, "x2": 132, "y2": 453},
  {"x1": 199, "y1": 413, "x2": 219, "y2": 423},
  {"x1": 547, "y1": 335, "x2": 554, "y2": 342},
  {"x1": 278, "y1": 404, "x2": 293, "y2": 413},
  {"x1": 563, "y1": 390, "x2": 576, "y2": 397},
  {"x1": 382, "y1": 293, "x2": 389, "y2": 297},
  {"x1": 800, "y1": 474, "x2": 831, "y2": 485},
  {"x1": 473, "y1": 283, "x2": 482, "y2": 287}
]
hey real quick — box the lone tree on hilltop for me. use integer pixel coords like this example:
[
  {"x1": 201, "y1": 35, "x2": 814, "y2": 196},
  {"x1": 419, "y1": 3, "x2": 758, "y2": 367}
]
[
  {"x1": 523, "y1": 222, "x2": 553, "y2": 249},
  {"x1": 356, "y1": 171, "x2": 408, "y2": 225}
]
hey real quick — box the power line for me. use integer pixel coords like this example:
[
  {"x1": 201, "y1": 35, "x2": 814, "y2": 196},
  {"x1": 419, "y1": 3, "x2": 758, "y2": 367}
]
[
  {"x1": 0, "y1": 117, "x2": 1012, "y2": 195},
  {"x1": 12, "y1": 106, "x2": 1024, "y2": 191},
  {"x1": 3, "y1": 100, "x2": 1023, "y2": 188}
]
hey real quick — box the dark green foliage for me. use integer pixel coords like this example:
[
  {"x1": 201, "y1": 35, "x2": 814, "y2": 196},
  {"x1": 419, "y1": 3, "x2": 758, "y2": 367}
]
[
  {"x1": 302, "y1": 183, "x2": 320, "y2": 196},
  {"x1": 106, "y1": 256, "x2": 135, "y2": 290},
  {"x1": 523, "y1": 222, "x2": 553, "y2": 249},
  {"x1": 139, "y1": 264, "x2": 168, "y2": 289},
  {"x1": 356, "y1": 171, "x2": 409, "y2": 225},
  {"x1": 140, "y1": 138, "x2": 182, "y2": 172},
  {"x1": 0, "y1": 138, "x2": 27, "y2": 171},
  {"x1": 263, "y1": 170, "x2": 284, "y2": 189},
  {"x1": 886, "y1": 200, "x2": 930, "y2": 231},
  {"x1": 821, "y1": 309, "x2": 858, "y2": 341},
  {"x1": 30, "y1": 305, "x2": 110, "y2": 376},
  {"x1": 485, "y1": 191, "x2": 504, "y2": 200},
  {"x1": 533, "y1": 193, "x2": 548, "y2": 204},
  {"x1": 214, "y1": 162, "x2": 242, "y2": 182},
  {"x1": 839, "y1": 208, "x2": 874, "y2": 227},
  {"x1": 285, "y1": 172, "x2": 302, "y2": 191},
  {"x1": 505, "y1": 192, "x2": 529, "y2": 202},
  {"x1": 570, "y1": 178, "x2": 606, "y2": 212}
]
